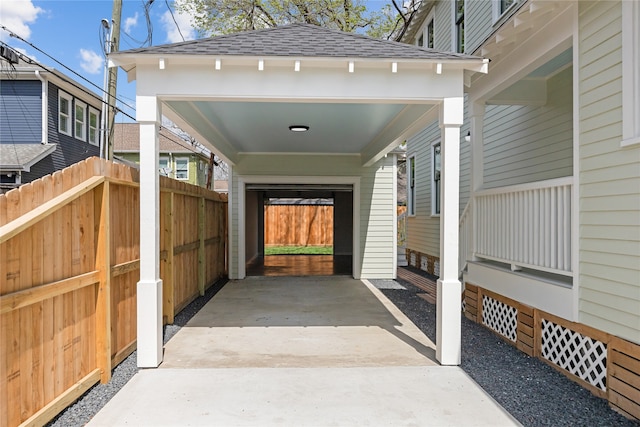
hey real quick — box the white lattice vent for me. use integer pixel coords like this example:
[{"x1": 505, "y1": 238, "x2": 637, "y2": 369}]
[
  {"x1": 410, "y1": 253, "x2": 416, "y2": 265},
  {"x1": 420, "y1": 257, "x2": 428, "y2": 271},
  {"x1": 541, "y1": 320, "x2": 607, "y2": 391},
  {"x1": 434, "y1": 260, "x2": 440, "y2": 277},
  {"x1": 482, "y1": 295, "x2": 517, "y2": 342}
]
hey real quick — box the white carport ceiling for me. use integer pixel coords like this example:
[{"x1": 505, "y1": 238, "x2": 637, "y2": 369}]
[{"x1": 165, "y1": 100, "x2": 418, "y2": 154}]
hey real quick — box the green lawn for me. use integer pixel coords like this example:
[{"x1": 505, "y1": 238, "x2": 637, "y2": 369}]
[{"x1": 265, "y1": 245, "x2": 333, "y2": 255}]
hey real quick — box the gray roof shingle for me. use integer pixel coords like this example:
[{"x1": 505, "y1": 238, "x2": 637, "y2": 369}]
[
  {"x1": 119, "y1": 23, "x2": 479, "y2": 61},
  {"x1": 0, "y1": 144, "x2": 56, "y2": 170}
]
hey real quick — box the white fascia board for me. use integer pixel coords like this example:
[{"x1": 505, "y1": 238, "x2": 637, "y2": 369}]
[{"x1": 135, "y1": 63, "x2": 467, "y2": 104}]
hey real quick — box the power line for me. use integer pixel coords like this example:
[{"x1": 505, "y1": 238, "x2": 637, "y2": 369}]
[
  {"x1": 165, "y1": 0, "x2": 185, "y2": 42},
  {"x1": 0, "y1": 25, "x2": 135, "y2": 114},
  {"x1": 0, "y1": 29, "x2": 210, "y2": 159}
]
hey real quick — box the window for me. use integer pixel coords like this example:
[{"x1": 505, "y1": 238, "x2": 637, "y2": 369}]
[
  {"x1": 432, "y1": 143, "x2": 441, "y2": 215},
  {"x1": 58, "y1": 91, "x2": 72, "y2": 135},
  {"x1": 493, "y1": 0, "x2": 517, "y2": 23},
  {"x1": 622, "y1": 0, "x2": 640, "y2": 147},
  {"x1": 407, "y1": 154, "x2": 416, "y2": 216},
  {"x1": 417, "y1": 15, "x2": 434, "y2": 49},
  {"x1": 455, "y1": 0, "x2": 464, "y2": 53},
  {"x1": 88, "y1": 107, "x2": 99, "y2": 146},
  {"x1": 159, "y1": 157, "x2": 170, "y2": 176},
  {"x1": 74, "y1": 100, "x2": 87, "y2": 141},
  {"x1": 175, "y1": 157, "x2": 189, "y2": 180}
]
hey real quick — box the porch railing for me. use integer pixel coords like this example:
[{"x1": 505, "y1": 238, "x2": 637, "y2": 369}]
[{"x1": 471, "y1": 177, "x2": 573, "y2": 277}]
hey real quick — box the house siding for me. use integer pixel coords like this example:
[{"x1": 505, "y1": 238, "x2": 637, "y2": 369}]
[
  {"x1": 405, "y1": 99, "x2": 471, "y2": 263},
  {"x1": 23, "y1": 83, "x2": 100, "y2": 182},
  {"x1": 230, "y1": 154, "x2": 396, "y2": 279},
  {"x1": 359, "y1": 155, "x2": 395, "y2": 278},
  {"x1": 0, "y1": 80, "x2": 42, "y2": 144},
  {"x1": 578, "y1": 0, "x2": 640, "y2": 344},
  {"x1": 433, "y1": 0, "x2": 453, "y2": 51},
  {"x1": 483, "y1": 66, "x2": 574, "y2": 189},
  {"x1": 465, "y1": 0, "x2": 494, "y2": 54}
]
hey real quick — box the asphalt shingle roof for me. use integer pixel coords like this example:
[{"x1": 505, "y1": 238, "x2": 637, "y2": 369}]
[
  {"x1": 0, "y1": 144, "x2": 56, "y2": 170},
  {"x1": 120, "y1": 23, "x2": 479, "y2": 61}
]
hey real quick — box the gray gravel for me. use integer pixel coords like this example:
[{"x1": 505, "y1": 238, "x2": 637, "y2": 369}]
[
  {"x1": 371, "y1": 269, "x2": 639, "y2": 427},
  {"x1": 47, "y1": 274, "x2": 638, "y2": 427}
]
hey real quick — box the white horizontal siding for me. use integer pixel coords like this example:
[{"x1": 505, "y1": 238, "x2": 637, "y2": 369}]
[
  {"x1": 360, "y1": 156, "x2": 395, "y2": 278},
  {"x1": 434, "y1": 0, "x2": 453, "y2": 51},
  {"x1": 578, "y1": 0, "x2": 640, "y2": 344},
  {"x1": 483, "y1": 67, "x2": 573, "y2": 189},
  {"x1": 465, "y1": 0, "x2": 493, "y2": 54},
  {"x1": 406, "y1": 122, "x2": 440, "y2": 258}
]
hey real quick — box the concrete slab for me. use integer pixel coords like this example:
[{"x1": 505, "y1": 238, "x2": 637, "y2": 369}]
[
  {"x1": 160, "y1": 277, "x2": 437, "y2": 368},
  {"x1": 87, "y1": 277, "x2": 520, "y2": 426},
  {"x1": 87, "y1": 367, "x2": 519, "y2": 426}
]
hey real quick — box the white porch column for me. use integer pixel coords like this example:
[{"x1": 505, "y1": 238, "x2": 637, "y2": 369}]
[
  {"x1": 469, "y1": 101, "x2": 485, "y2": 193},
  {"x1": 437, "y1": 97, "x2": 463, "y2": 365},
  {"x1": 137, "y1": 96, "x2": 163, "y2": 368}
]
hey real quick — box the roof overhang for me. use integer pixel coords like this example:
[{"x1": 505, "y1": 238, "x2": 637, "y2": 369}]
[{"x1": 109, "y1": 25, "x2": 488, "y2": 167}]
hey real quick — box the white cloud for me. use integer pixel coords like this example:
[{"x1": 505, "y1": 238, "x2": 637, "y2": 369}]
[
  {"x1": 0, "y1": 0, "x2": 44, "y2": 41},
  {"x1": 161, "y1": 3, "x2": 196, "y2": 43},
  {"x1": 124, "y1": 12, "x2": 139, "y2": 33},
  {"x1": 79, "y1": 49, "x2": 103, "y2": 74}
]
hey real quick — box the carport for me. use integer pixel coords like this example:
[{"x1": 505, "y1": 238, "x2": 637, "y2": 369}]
[{"x1": 109, "y1": 23, "x2": 488, "y2": 368}]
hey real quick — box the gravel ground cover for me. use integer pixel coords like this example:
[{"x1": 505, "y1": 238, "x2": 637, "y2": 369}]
[
  {"x1": 47, "y1": 273, "x2": 638, "y2": 427},
  {"x1": 371, "y1": 268, "x2": 639, "y2": 427}
]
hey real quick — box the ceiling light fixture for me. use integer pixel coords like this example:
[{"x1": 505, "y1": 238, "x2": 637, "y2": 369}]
[{"x1": 289, "y1": 125, "x2": 309, "y2": 132}]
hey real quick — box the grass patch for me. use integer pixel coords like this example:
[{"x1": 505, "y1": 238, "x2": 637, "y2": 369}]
[{"x1": 265, "y1": 245, "x2": 333, "y2": 255}]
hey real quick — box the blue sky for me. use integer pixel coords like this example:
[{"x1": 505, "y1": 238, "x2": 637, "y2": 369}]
[{"x1": 1, "y1": 0, "x2": 390, "y2": 123}]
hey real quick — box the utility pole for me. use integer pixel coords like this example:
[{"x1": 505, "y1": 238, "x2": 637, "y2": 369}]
[{"x1": 106, "y1": 0, "x2": 122, "y2": 160}]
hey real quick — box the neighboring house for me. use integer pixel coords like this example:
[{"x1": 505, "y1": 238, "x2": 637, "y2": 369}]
[
  {"x1": 402, "y1": 0, "x2": 639, "y2": 418},
  {"x1": 113, "y1": 122, "x2": 211, "y2": 188},
  {"x1": 110, "y1": 23, "x2": 488, "y2": 367},
  {"x1": 0, "y1": 53, "x2": 101, "y2": 191}
]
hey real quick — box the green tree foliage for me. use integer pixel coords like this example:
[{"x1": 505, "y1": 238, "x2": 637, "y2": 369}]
[{"x1": 177, "y1": 0, "x2": 421, "y2": 40}]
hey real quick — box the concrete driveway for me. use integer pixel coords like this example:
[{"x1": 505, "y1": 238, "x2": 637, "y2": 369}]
[{"x1": 87, "y1": 277, "x2": 519, "y2": 426}]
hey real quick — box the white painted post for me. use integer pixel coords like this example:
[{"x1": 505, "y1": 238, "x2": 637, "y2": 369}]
[
  {"x1": 469, "y1": 101, "x2": 485, "y2": 264},
  {"x1": 137, "y1": 96, "x2": 163, "y2": 368},
  {"x1": 437, "y1": 97, "x2": 463, "y2": 365}
]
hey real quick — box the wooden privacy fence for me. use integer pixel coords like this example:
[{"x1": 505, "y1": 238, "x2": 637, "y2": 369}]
[
  {"x1": 264, "y1": 204, "x2": 333, "y2": 247},
  {"x1": 0, "y1": 157, "x2": 227, "y2": 427}
]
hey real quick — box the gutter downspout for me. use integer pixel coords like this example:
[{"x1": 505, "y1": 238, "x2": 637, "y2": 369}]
[{"x1": 34, "y1": 70, "x2": 48, "y2": 145}]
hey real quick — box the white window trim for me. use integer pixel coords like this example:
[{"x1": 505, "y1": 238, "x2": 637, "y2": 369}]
[
  {"x1": 431, "y1": 140, "x2": 441, "y2": 217},
  {"x1": 492, "y1": 0, "x2": 518, "y2": 24},
  {"x1": 74, "y1": 100, "x2": 87, "y2": 142},
  {"x1": 88, "y1": 107, "x2": 99, "y2": 146},
  {"x1": 58, "y1": 91, "x2": 72, "y2": 136},
  {"x1": 621, "y1": 0, "x2": 640, "y2": 147},
  {"x1": 453, "y1": 0, "x2": 464, "y2": 53},
  {"x1": 175, "y1": 157, "x2": 189, "y2": 181},
  {"x1": 407, "y1": 153, "x2": 417, "y2": 217}
]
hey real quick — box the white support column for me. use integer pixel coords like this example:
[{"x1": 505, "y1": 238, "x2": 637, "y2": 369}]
[
  {"x1": 469, "y1": 101, "x2": 485, "y2": 193},
  {"x1": 437, "y1": 97, "x2": 463, "y2": 365},
  {"x1": 469, "y1": 101, "x2": 485, "y2": 264},
  {"x1": 137, "y1": 95, "x2": 163, "y2": 368}
]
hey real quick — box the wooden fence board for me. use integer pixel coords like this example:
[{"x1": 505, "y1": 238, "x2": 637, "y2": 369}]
[
  {"x1": 264, "y1": 205, "x2": 333, "y2": 246},
  {"x1": 0, "y1": 157, "x2": 227, "y2": 426}
]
